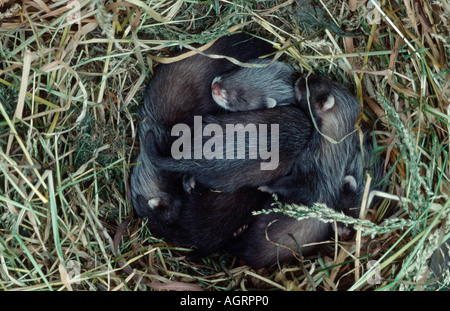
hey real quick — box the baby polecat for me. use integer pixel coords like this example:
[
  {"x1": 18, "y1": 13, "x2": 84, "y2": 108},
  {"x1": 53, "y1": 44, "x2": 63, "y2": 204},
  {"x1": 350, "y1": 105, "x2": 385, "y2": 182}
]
[
  {"x1": 228, "y1": 134, "x2": 384, "y2": 268},
  {"x1": 228, "y1": 167, "x2": 382, "y2": 269},
  {"x1": 142, "y1": 185, "x2": 273, "y2": 261},
  {"x1": 142, "y1": 74, "x2": 381, "y2": 265}
]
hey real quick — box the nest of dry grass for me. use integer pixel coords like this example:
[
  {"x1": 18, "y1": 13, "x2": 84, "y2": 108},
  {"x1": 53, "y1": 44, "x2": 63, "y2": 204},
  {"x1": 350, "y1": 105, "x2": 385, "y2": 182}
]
[{"x1": 0, "y1": 0, "x2": 448, "y2": 291}]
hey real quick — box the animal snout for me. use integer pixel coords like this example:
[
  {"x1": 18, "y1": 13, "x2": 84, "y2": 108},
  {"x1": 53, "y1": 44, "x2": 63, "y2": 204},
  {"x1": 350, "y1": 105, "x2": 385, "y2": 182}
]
[
  {"x1": 212, "y1": 80, "x2": 223, "y2": 98},
  {"x1": 211, "y1": 77, "x2": 229, "y2": 107}
]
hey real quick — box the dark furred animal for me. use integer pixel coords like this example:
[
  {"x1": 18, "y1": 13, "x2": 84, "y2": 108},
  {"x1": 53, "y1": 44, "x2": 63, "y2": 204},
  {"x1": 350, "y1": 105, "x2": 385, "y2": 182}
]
[
  {"x1": 227, "y1": 212, "x2": 331, "y2": 268},
  {"x1": 145, "y1": 105, "x2": 312, "y2": 192},
  {"x1": 225, "y1": 178, "x2": 357, "y2": 268},
  {"x1": 211, "y1": 59, "x2": 295, "y2": 111},
  {"x1": 130, "y1": 33, "x2": 276, "y2": 222},
  {"x1": 142, "y1": 74, "x2": 380, "y2": 265},
  {"x1": 143, "y1": 186, "x2": 273, "y2": 260},
  {"x1": 228, "y1": 136, "x2": 384, "y2": 268},
  {"x1": 147, "y1": 75, "x2": 362, "y2": 209},
  {"x1": 256, "y1": 75, "x2": 363, "y2": 205}
]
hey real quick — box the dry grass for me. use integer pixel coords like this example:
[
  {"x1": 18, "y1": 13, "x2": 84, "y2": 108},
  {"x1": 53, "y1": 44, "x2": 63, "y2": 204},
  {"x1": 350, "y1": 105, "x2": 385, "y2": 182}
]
[{"x1": 0, "y1": 0, "x2": 448, "y2": 291}]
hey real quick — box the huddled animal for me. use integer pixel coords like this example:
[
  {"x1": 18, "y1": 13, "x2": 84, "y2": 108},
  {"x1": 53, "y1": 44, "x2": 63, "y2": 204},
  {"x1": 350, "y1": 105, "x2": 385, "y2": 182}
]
[
  {"x1": 130, "y1": 33, "x2": 382, "y2": 268},
  {"x1": 147, "y1": 74, "x2": 363, "y2": 210}
]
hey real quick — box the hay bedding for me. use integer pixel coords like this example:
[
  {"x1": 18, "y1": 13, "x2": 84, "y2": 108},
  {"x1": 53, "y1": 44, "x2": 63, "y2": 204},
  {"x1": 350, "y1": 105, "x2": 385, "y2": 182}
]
[{"x1": 0, "y1": 0, "x2": 448, "y2": 291}]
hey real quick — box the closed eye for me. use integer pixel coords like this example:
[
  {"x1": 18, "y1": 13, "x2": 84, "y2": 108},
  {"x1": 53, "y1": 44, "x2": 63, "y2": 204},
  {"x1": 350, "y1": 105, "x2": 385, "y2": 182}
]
[{"x1": 236, "y1": 94, "x2": 248, "y2": 104}]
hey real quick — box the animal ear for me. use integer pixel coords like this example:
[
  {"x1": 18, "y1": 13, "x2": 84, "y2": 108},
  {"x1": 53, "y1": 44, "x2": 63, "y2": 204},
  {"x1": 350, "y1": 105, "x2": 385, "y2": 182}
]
[
  {"x1": 321, "y1": 94, "x2": 335, "y2": 111},
  {"x1": 343, "y1": 175, "x2": 357, "y2": 192},
  {"x1": 266, "y1": 97, "x2": 277, "y2": 108}
]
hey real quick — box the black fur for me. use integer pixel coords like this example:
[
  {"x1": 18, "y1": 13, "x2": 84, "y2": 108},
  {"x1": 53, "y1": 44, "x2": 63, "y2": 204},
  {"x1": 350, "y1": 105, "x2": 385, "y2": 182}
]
[
  {"x1": 228, "y1": 134, "x2": 384, "y2": 268},
  {"x1": 141, "y1": 74, "x2": 382, "y2": 266},
  {"x1": 144, "y1": 105, "x2": 313, "y2": 192},
  {"x1": 145, "y1": 186, "x2": 273, "y2": 260}
]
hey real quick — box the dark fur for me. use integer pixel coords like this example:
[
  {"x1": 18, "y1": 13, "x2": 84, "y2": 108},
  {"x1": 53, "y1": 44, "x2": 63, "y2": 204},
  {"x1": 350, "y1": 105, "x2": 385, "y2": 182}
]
[
  {"x1": 130, "y1": 33, "x2": 276, "y2": 221},
  {"x1": 228, "y1": 134, "x2": 384, "y2": 268},
  {"x1": 228, "y1": 167, "x2": 382, "y2": 269},
  {"x1": 145, "y1": 105, "x2": 312, "y2": 192},
  {"x1": 228, "y1": 214, "x2": 331, "y2": 269}
]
